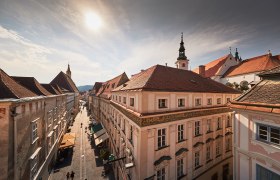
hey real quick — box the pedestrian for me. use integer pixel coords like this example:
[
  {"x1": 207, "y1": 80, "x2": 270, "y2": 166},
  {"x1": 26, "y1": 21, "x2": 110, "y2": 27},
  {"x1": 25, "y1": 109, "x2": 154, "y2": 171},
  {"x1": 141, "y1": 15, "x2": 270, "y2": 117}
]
[
  {"x1": 70, "y1": 171, "x2": 75, "y2": 179},
  {"x1": 66, "y1": 172, "x2": 70, "y2": 179}
]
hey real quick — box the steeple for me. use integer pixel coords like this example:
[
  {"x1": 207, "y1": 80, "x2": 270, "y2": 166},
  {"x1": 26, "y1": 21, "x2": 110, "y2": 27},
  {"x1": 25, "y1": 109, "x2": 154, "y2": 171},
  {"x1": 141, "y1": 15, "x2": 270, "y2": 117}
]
[
  {"x1": 235, "y1": 48, "x2": 239, "y2": 60},
  {"x1": 175, "y1": 33, "x2": 189, "y2": 70},
  {"x1": 66, "y1": 63, "x2": 71, "y2": 78},
  {"x1": 177, "y1": 32, "x2": 187, "y2": 60}
]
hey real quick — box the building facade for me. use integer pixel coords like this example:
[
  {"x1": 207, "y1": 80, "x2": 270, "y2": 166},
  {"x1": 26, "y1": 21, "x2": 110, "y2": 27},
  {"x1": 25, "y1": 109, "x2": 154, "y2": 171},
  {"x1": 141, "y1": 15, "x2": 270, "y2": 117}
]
[
  {"x1": 91, "y1": 36, "x2": 241, "y2": 180},
  {"x1": 0, "y1": 65, "x2": 79, "y2": 180},
  {"x1": 230, "y1": 66, "x2": 280, "y2": 180}
]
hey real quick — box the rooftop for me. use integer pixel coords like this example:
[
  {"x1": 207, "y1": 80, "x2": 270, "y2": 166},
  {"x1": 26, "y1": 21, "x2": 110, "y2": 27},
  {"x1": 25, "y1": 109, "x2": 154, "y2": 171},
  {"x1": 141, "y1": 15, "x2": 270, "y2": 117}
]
[
  {"x1": 223, "y1": 53, "x2": 280, "y2": 77},
  {"x1": 12, "y1": 76, "x2": 52, "y2": 96},
  {"x1": 114, "y1": 64, "x2": 240, "y2": 94},
  {"x1": 50, "y1": 71, "x2": 79, "y2": 93},
  {"x1": 0, "y1": 69, "x2": 37, "y2": 99}
]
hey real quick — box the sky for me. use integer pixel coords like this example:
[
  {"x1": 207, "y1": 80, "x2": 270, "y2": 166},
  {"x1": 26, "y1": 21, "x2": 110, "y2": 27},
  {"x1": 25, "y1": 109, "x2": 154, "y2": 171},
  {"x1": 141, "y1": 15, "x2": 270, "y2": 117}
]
[{"x1": 0, "y1": 0, "x2": 280, "y2": 86}]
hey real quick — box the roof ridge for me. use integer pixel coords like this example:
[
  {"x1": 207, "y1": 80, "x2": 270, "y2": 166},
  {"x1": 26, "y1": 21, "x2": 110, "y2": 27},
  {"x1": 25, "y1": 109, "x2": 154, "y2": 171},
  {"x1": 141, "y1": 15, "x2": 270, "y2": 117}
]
[{"x1": 1, "y1": 70, "x2": 21, "y2": 98}]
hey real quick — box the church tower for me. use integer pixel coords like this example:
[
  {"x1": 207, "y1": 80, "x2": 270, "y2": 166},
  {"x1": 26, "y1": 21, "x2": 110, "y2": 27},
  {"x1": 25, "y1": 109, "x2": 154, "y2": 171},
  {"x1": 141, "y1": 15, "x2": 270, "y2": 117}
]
[
  {"x1": 66, "y1": 64, "x2": 71, "y2": 78},
  {"x1": 175, "y1": 32, "x2": 189, "y2": 70}
]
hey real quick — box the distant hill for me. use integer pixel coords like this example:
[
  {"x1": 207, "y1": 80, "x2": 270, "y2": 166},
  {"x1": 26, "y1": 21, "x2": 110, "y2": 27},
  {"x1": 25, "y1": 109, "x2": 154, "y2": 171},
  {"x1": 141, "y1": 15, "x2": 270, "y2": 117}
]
[{"x1": 77, "y1": 85, "x2": 93, "y2": 92}]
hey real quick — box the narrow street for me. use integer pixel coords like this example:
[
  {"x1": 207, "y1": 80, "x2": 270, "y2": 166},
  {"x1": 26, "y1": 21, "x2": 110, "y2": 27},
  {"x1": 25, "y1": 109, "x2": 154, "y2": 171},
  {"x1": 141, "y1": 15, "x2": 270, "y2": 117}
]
[{"x1": 49, "y1": 107, "x2": 114, "y2": 180}]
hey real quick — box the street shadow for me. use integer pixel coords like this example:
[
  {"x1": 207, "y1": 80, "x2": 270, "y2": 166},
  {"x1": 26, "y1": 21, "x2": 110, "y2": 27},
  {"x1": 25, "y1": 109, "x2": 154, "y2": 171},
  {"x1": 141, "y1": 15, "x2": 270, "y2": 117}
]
[{"x1": 53, "y1": 148, "x2": 74, "y2": 171}]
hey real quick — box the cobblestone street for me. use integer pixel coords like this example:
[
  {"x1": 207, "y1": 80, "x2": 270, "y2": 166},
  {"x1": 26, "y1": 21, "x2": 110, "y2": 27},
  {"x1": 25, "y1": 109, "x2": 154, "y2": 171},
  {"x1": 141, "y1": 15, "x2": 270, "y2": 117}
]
[{"x1": 49, "y1": 107, "x2": 114, "y2": 180}]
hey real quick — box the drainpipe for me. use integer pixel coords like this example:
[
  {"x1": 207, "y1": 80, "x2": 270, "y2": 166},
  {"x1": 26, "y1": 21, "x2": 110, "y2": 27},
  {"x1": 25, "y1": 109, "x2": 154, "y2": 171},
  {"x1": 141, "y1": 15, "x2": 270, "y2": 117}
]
[{"x1": 11, "y1": 104, "x2": 18, "y2": 180}]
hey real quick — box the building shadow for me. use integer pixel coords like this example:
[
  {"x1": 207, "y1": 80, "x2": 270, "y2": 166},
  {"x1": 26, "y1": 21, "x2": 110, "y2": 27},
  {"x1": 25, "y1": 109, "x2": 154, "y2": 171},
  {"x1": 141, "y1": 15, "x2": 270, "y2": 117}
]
[{"x1": 53, "y1": 148, "x2": 74, "y2": 171}]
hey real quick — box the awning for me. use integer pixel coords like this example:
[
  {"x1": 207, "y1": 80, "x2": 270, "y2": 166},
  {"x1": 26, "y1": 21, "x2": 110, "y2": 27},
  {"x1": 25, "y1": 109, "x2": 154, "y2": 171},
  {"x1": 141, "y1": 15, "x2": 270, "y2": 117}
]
[
  {"x1": 95, "y1": 133, "x2": 109, "y2": 146},
  {"x1": 63, "y1": 133, "x2": 76, "y2": 141},
  {"x1": 60, "y1": 138, "x2": 75, "y2": 149},
  {"x1": 94, "y1": 128, "x2": 106, "y2": 139},
  {"x1": 91, "y1": 123, "x2": 103, "y2": 134}
]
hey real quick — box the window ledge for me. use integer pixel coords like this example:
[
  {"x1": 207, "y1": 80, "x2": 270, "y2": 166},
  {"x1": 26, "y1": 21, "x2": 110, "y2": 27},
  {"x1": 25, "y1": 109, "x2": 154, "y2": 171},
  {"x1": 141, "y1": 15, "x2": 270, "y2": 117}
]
[
  {"x1": 156, "y1": 145, "x2": 169, "y2": 151},
  {"x1": 206, "y1": 130, "x2": 213, "y2": 134},
  {"x1": 251, "y1": 139, "x2": 280, "y2": 153},
  {"x1": 225, "y1": 150, "x2": 232, "y2": 153},
  {"x1": 216, "y1": 128, "x2": 222, "y2": 131},
  {"x1": 206, "y1": 159, "x2": 213, "y2": 164},
  {"x1": 31, "y1": 137, "x2": 39, "y2": 145},
  {"x1": 216, "y1": 154, "x2": 222, "y2": 158},
  {"x1": 194, "y1": 165, "x2": 203, "y2": 170},
  {"x1": 177, "y1": 139, "x2": 187, "y2": 144},
  {"x1": 194, "y1": 134, "x2": 202, "y2": 137},
  {"x1": 177, "y1": 174, "x2": 187, "y2": 180}
]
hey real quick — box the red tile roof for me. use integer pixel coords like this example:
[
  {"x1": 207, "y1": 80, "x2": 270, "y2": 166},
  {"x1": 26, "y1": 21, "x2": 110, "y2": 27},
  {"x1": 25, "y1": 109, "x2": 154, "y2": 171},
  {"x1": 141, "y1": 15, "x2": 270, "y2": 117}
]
[
  {"x1": 223, "y1": 54, "x2": 280, "y2": 77},
  {"x1": 12, "y1": 76, "x2": 52, "y2": 96},
  {"x1": 90, "y1": 82, "x2": 103, "y2": 95},
  {"x1": 97, "y1": 73, "x2": 129, "y2": 99},
  {"x1": 41, "y1": 84, "x2": 62, "y2": 95},
  {"x1": 50, "y1": 71, "x2": 79, "y2": 93},
  {"x1": 193, "y1": 54, "x2": 230, "y2": 77},
  {"x1": 0, "y1": 69, "x2": 37, "y2": 99},
  {"x1": 114, "y1": 65, "x2": 240, "y2": 94}
]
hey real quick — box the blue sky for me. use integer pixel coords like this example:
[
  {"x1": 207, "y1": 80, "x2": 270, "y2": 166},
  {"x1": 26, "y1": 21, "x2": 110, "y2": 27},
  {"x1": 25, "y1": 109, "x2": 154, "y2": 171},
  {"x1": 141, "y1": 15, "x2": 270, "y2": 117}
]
[{"x1": 1, "y1": 0, "x2": 280, "y2": 86}]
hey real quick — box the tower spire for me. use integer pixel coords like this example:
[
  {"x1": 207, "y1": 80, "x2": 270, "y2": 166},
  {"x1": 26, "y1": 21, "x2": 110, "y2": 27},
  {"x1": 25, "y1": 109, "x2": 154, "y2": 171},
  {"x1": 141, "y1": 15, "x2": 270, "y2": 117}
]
[
  {"x1": 235, "y1": 48, "x2": 239, "y2": 60},
  {"x1": 66, "y1": 63, "x2": 71, "y2": 78},
  {"x1": 177, "y1": 32, "x2": 187, "y2": 60}
]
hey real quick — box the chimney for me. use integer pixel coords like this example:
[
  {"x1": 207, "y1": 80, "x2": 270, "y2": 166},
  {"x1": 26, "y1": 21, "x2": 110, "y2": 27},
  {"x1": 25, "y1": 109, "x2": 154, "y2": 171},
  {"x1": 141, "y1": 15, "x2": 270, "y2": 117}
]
[{"x1": 199, "y1": 65, "x2": 205, "y2": 77}]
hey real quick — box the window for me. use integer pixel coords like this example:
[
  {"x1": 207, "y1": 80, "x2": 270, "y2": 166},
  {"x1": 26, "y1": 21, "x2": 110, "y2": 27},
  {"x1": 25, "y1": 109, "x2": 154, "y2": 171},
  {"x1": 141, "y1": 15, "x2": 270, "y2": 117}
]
[
  {"x1": 178, "y1": 124, "x2": 184, "y2": 142},
  {"x1": 217, "y1": 117, "x2": 222, "y2": 130},
  {"x1": 256, "y1": 164, "x2": 280, "y2": 180},
  {"x1": 119, "y1": 96, "x2": 121, "y2": 102},
  {"x1": 226, "y1": 116, "x2": 231, "y2": 127},
  {"x1": 217, "y1": 98, "x2": 222, "y2": 105},
  {"x1": 129, "y1": 98, "x2": 134, "y2": 107},
  {"x1": 207, "y1": 119, "x2": 211, "y2": 132},
  {"x1": 207, "y1": 98, "x2": 212, "y2": 105},
  {"x1": 157, "y1": 167, "x2": 166, "y2": 180},
  {"x1": 225, "y1": 138, "x2": 231, "y2": 152},
  {"x1": 158, "y1": 99, "x2": 167, "y2": 109},
  {"x1": 178, "y1": 98, "x2": 185, "y2": 107},
  {"x1": 216, "y1": 141, "x2": 221, "y2": 157},
  {"x1": 182, "y1": 63, "x2": 185, "y2": 67},
  {"x1": 123, "y1": 97, "x2": 126, "y2": 104},
  {"x1": 30, "y1": 152, "x2": 39, "y2": 179},
  {"x1": 194, "y1": 121, "x2": 201, "y2": 136},
  {"x1": 257, "y1": 124, "x2": 280, "y2": 145},
  {"x1": 177, "y1": 159, "x2": 184, "y2": 178},
  {"x1": 32, "y1": 120, "x2": 38, "y2": 143},
  {"x1": 195, "y1": 98, "x2": 202, "y2": 106},
  {"x1": 226, "y1": 98, "x2": 231, "y2": 103},
  {"x1": 194, "y1": 151, "x2": 200, "y2": 168},
  {"x1": 130, "y1": 125, "x2": 133, "y2": 145},
  {"x1": 123, "y1": 120, "x2": 126, "y2": 134},
  {"x1": 36, "y1": 102, "x2": 38, "y2": 111},
  {"x1": 206, "y1": 146, "x2": 211, "y2": 161},
  {"x1": 158, "y1": 128, "x2": 166, "y2": 148}
]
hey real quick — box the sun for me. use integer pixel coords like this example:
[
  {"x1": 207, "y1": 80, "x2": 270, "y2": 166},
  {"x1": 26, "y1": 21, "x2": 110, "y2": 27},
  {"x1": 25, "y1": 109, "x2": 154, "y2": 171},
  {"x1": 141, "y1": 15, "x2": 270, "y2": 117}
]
[{"x1": 85, "y1": 12, "x2": 102, "y2": 30}]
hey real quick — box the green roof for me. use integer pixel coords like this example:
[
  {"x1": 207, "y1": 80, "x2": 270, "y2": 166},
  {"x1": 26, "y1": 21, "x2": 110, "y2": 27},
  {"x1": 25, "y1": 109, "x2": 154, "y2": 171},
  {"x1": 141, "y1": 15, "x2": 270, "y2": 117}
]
[{"x1": 91, "y1": 123, "x2": 103, "y2": 133}]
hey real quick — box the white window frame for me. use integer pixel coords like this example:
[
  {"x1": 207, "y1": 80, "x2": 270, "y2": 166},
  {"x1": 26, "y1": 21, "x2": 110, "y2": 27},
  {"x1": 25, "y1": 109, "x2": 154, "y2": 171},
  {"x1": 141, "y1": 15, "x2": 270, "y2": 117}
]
[
  {"x1": 156, "y1": 167, "x2": 166, "y2": 180},
  {"x1": 217, "y1": 98, "x2": 222, "y2": 105},
  {"x1": 195, "y1": 98, "x2": 202, "y2": 107},
  {"x1": 30, "y1": 147, "x2": 41, "y2": 180},
  {"x1": 31, "y1": 118, "x2": 39, "y2": 143},
  {"x1": 207, "y1": 98, "x2": 212, "y2": 105},
  {"x1": 158, "y1": 128, "x2": 166, "y2": 149},
  {"x1": 129, "y1": 98, "x2": 135, "y2": 107},
  {"x1": 257, "y1": 123, "x2": 280, "y2": 146},
  {"x1": 217, "y1": 117, "x2": 222, "y2": 130},
  {"x1": 158, "y1": 99, "x2": 168, "y2": 109},
  {"x1": 178, "y1": 124, "x2": 184, "y2": 142},
  {"x1": 177, "y1": 158, "x2": 184, "y2": 178},
  {"x1": 206, "y1": 146, "x2": 211, "y2": 161},
  {"x1": 194, "y1": 151, "x2": 200, "y2": 168},
  {"x1": 194, "y1": 121, "x2": 201, "y2": 136},
  {"x1": 178, "y1": 98, "x2": 185, "y2": 107},
  {"x1": 207, "y1": 119, "x2": 211, "y2": 132}
]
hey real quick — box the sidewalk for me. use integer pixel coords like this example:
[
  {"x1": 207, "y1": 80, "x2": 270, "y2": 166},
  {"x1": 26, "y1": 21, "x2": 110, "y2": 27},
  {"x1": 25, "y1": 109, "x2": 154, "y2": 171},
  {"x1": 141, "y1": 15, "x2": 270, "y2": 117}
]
[{"x1": 49, "y1": 107, "x2": 115, "y2": 180}]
